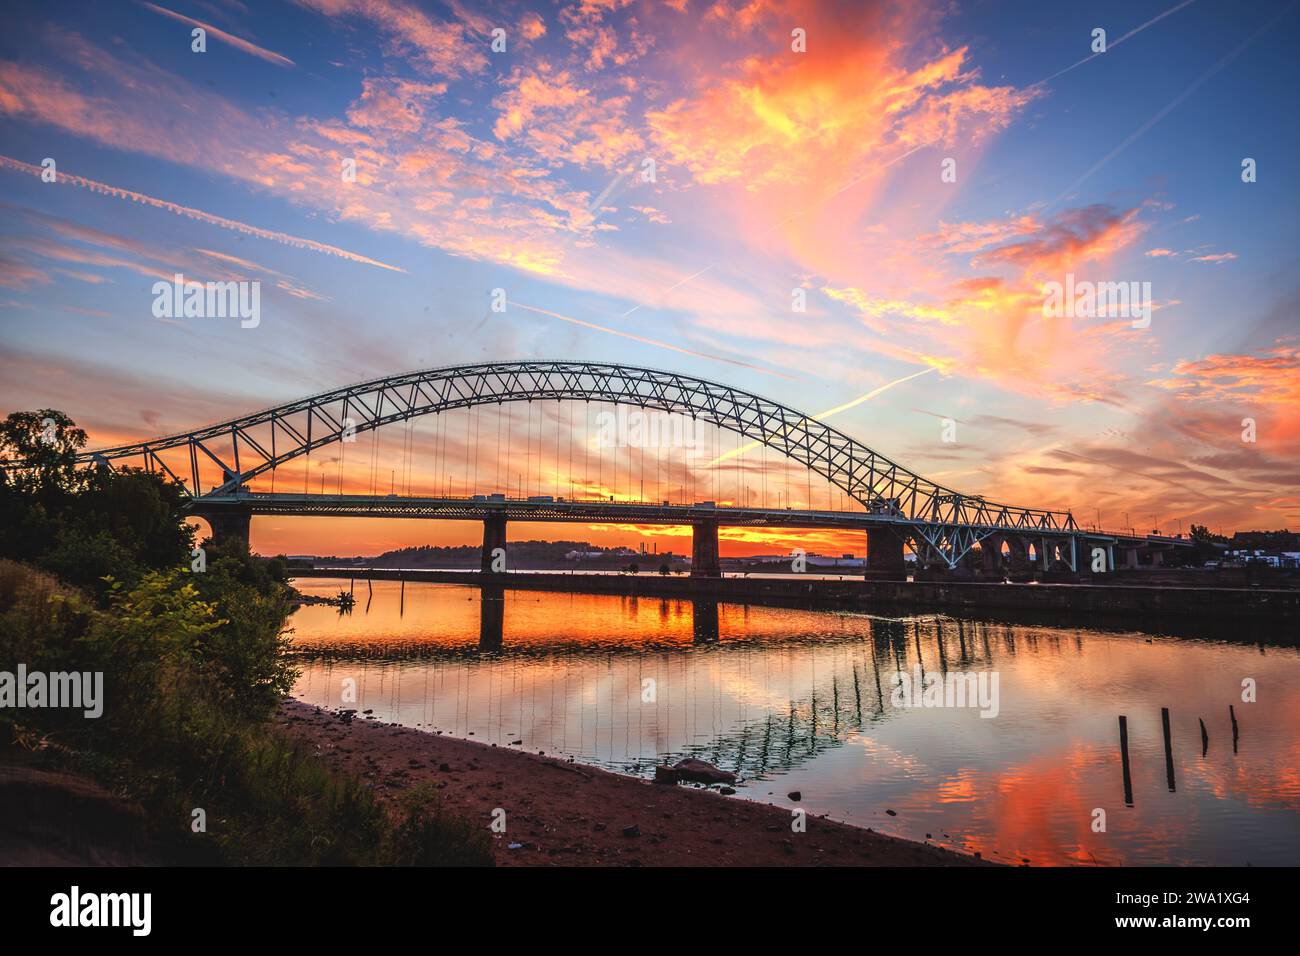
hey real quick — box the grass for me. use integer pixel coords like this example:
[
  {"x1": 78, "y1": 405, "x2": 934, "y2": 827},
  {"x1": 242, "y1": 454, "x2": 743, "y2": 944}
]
[{"x1": 0, "y1": 558, "x2": 492, "y2": 866}]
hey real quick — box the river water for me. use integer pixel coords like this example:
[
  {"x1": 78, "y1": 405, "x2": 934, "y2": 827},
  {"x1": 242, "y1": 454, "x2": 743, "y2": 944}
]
[{"x1": 288, "y1": 577, "x2": 1300, "y2": 866}]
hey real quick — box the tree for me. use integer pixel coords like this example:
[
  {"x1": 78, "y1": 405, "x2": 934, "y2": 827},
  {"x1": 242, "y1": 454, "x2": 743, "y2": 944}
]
[
  {"x1": 0, "y1": 411, "x2": 192, "y2": 595},
  {"x1": 658, "y1": 563, "x2": 671, "y2": 576},
  {"x1": 1190, "y1": 524, "x2": 1228, "y2": 545},
  {"x1": 0, "y1": 409, "x2": 87, "y2": 500}
]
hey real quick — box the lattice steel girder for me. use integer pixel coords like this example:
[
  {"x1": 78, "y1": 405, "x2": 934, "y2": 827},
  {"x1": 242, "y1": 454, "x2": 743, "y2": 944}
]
[
  {"x1": 60, "y1": 360, "x2": 1076, "y2": 533},
  {"x1": 905, "y1": 521, "x2": 1001, "y2": 569}
]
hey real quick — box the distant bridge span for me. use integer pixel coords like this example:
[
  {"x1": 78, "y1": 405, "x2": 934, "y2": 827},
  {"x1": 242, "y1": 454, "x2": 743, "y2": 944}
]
[{"x1": 59, "y1": 360, "x2": 1181, "y2": 576}]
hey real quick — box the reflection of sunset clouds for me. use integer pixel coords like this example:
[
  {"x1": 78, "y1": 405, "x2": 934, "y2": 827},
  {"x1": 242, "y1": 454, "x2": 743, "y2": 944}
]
[{"x1": 289, "y1": 581, "x2": 1300, "y2": 865}]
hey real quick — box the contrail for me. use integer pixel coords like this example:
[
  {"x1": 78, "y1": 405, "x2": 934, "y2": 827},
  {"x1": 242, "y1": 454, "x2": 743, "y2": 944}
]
[
  {"x1": 1050, "y1": 2, "x2": 1292, "y2": 208},
  {"x1": 588, "y1": 168, "x2": 629, "y2": 214},
  {"x1": 138, "y1": 2, "x2": 295, "y2": 67},
  {"x1": 620, "y1": 264, "x2": 716, "y2": 319},
  {"x1": 508, "y1": 300, "x2": 796, "y2": 378},
  {"x1": 0, "y1": 155, "x2": 405, "y2": 272},
  {"x1": 1037, "y1": 0, "x2": 1199, "y2": 84},
  {"x1": 707, "y1": 366, "x2": 938, "y2": 466}
]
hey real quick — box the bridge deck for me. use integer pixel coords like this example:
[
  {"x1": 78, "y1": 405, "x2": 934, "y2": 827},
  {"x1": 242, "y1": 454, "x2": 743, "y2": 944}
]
[{"x1": 190, "y1": 491, "x2": 1149, "y2": 538}]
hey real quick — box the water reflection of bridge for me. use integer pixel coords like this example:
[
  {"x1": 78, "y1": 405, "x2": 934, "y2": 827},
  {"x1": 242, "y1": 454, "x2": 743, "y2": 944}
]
[{"x1": 291, "y1": 587, "x2": 1060, "y2": 781}]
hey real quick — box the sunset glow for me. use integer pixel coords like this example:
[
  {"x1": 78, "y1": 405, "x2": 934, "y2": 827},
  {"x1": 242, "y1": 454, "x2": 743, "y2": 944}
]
[{"x1": 2, "y1": 0, "x2": 1297, "y2": 557}]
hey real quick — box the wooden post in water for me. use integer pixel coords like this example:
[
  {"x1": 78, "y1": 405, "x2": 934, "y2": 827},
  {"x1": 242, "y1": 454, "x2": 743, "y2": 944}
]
[
  {"x1": 1199, "y1": 718, "x2": 1209, "y2": 756},
  {"x1": 1161, "y1": 707, "x2": 1176, "y2": 792},
  {"x1": 1118, "y1": 715, "x2": 1134, "y2": 806},
  {"x1": 1229, "y1": 704, "x2": 1239, "y2": 753},
  {"x1": 400, "y1": 574, "x2": 405, "y2": 616}
]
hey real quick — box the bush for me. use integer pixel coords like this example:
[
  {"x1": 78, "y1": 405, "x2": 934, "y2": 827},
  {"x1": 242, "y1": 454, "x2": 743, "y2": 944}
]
[
  {"x1": 0, "y1": 409, "x2": 493, "y2": 866},
  {"x1": 0, "y1": 560, "x2": 491, "y2": 866}
]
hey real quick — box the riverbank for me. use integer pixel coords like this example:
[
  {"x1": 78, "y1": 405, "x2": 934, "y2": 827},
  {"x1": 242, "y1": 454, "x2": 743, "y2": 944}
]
[{"x1": 278, "y1": 699, "x2": 986, "y2": 867}]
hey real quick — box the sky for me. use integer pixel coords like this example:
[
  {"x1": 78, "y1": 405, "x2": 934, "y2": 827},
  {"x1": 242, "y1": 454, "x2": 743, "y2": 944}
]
[{"x1": 1, "y1": 0, "x2": 1298, "y2": 557}]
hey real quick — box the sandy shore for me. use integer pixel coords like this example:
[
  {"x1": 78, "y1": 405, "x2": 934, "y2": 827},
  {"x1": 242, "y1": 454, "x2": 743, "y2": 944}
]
[{"x1": 278, "y1": 699, "x2": 986, "y2": 867}]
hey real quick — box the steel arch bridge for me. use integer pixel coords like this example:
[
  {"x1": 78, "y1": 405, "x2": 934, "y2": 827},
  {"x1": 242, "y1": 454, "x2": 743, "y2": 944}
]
[{"x1": 64, "y1": 360, "x2": 1085, "y2": 569}]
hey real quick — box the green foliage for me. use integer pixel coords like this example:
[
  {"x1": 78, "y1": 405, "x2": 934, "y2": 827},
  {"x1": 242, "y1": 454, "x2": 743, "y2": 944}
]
[
  {"x1": 0, "y1": 559, "x2": 491, "y2": 866},
  {"x1": 0, "y1": 412, "x2": 192, "y2": 596},
  {"x1": 0, "y1": 409, "x2": 87, "y2": 501},
  {"x1": 0, "y1": 409, "x2": 493, "y2": 866},
  {"x1": 188, "y1": 541, "x2": 298, "y2": 719},
  {"x1": 386, "y1": 785, "x2": 494, "y2": 866},
  {"x1": 263, "y1": 555, "x2": 289, "y2": 583},
  {"x1": 0, "y1": 560, "x2": 95, "y2": 676},
  {"x1": 40, "y1": 525, "x2": 137, "y2": 596}
]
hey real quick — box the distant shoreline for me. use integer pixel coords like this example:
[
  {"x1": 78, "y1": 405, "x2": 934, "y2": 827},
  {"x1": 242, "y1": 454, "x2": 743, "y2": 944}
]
[{"x1": 290, "y1": 567, "x2": 1300, "y2": 626}]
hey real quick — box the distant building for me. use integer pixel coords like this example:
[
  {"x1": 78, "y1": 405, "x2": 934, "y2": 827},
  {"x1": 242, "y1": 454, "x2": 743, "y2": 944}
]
[
  {"x1": 1225, "y1": 548, "x2": 1299, "y2": 569},
  {"x1": 1230, "y1": 530, "x2": 1300, "y2": 551}
]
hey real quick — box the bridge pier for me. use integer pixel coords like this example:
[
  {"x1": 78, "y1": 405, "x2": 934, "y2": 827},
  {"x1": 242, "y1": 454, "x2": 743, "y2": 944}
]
[
  {"x1": 1080, "y1": 539, "x2": 1117, "y2": 575},
  {"x1": 954, "y1": 548, "x2": 978, "y2": 579},
  {"x1": 979, "y1": 536, "x2": 1004, "y2": 580},
  {"x1": 1005, "y1": 536, "x2": 1032, "y2": 581},
  {"x1": 690, "y1": 520, "x2": 722, "y2": 578},
  {"x1": 481, "y1": 513, "x2": 507, "y2": 575},
  {"x1": 192, "y1": 503, "x2": 252, "y2": 549},
  {"x1": 864, "y1": 527, "x2": 907, "y2": 581}
]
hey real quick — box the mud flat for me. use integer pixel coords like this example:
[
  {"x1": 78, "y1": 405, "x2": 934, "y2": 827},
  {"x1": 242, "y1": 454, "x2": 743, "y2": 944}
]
[{"x1": 278, "y1": 699, "x2": 986, "y2": 867}]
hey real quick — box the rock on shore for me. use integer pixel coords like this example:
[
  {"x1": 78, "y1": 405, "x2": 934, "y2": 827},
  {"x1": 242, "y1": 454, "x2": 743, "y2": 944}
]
[{"x1": 277, "y1": 699, "x2": 988, "y2": 868}]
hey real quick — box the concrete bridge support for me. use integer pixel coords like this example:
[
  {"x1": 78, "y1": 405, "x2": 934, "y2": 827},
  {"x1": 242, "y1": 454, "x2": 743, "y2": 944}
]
[
  {"x1": 864, "y1": 527, "x2": 907, "y2": 581},
  {"x1": 1078, "y1": 539, "x2": 1110, "y2": 574},
  {"x1": 481, "y1": 513, "x2": 507, "y2": 575},
  {"x1": 1005, "y1": 536, "x2": 1032, "y2": 581},
  {"x1": 951, "y1": 548, "x2": 978, "y2": 580},
  {"x1": 690, "y1": 520, "x2": 721, "y2": 578},
  {"x1": 978, "y1": 536, "x2": 1004, "y2": 580},
  {"x1": 192, "y1": 503, "x2": 252, "y2": 548}
]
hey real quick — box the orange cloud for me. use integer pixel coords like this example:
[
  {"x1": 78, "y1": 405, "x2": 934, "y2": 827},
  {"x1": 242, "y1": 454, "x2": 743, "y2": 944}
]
[
  {"x1": 291, "y1": 0, "x2": 487, "y2": 77},
  {"x1": 647, "y1": 18, "x2": 1034, "y2": 191},
  {"x1": 493, "y1": 62, "x2": 644, "y2": 169},
  {"x1": 0, "y1": 254, "x2": 49, "y2": 289},
  {"x1": 1152, "y1": 344, "x2": 1300, "y2": 441}
]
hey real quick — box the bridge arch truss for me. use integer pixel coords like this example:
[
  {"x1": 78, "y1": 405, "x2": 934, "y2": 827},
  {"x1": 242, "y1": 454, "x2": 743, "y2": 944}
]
[{"x1": 68, "y1": 360, "x2": 1079, "y2": 566}]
